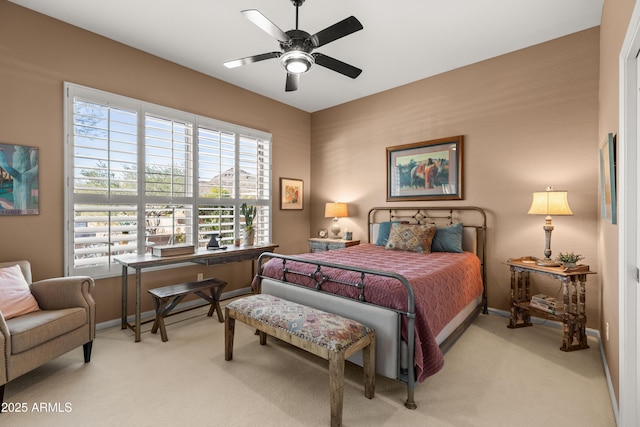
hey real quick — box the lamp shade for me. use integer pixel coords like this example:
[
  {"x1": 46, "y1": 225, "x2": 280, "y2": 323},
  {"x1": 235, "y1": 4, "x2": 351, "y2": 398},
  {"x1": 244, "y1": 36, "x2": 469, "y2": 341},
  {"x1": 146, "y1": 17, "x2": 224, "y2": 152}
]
[
  {"x1": 527, "y1": 190, "x2": 573, "y2": 216},
  {"x1": 324, "y1": 202, "x2": 348, "y2": 218}
]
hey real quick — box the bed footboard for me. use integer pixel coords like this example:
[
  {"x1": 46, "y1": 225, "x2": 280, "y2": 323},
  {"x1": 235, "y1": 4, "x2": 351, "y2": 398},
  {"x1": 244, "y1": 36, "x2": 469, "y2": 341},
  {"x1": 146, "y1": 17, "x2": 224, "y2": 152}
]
[{"x1": 256, "y1": 253, "x2": 418, "y2": 410}]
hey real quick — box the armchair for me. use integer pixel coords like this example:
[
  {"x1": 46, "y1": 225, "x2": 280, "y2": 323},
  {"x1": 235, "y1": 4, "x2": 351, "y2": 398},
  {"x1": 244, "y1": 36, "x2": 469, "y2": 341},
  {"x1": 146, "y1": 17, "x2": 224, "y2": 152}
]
[{"x1": 0, "y1": 260, "x2": 95, "y2": 407}]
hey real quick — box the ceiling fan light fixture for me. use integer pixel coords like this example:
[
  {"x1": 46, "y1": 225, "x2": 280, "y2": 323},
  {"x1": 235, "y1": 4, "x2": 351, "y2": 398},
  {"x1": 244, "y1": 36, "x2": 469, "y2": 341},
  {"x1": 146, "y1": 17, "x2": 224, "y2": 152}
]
[{"x1": 281, "y1": 50, "x2": 314, "y2": 74}]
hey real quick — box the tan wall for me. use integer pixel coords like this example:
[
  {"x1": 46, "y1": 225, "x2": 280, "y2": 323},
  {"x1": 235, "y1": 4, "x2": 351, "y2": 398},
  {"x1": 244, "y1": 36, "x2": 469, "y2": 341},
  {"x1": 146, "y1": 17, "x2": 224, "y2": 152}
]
[
  {"x1": 598, "y1": 0, "x2": 636, "y2": 405},
  {"x1": 0, "y1": 2, "x2": 312, "y2": 323},
  {"x1": 311, "y1": 29, "x2": 601, "y2": 326}
]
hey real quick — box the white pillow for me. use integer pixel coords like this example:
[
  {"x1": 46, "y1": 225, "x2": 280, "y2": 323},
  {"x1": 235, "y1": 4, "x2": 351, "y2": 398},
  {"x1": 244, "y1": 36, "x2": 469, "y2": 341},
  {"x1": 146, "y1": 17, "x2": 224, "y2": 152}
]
[{"x1": 0, "y1": 264, "x2": 40, "y2": 320}]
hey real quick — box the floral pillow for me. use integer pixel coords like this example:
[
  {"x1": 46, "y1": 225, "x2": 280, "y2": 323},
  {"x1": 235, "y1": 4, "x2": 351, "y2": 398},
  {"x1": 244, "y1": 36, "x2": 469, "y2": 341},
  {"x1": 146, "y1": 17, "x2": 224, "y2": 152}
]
[
  {"x1": 385, "y1": 223, "x2": 436, "y2": 253},
  {"x1": 0, "y1": 264, "x2": 41, "y2": 320}
]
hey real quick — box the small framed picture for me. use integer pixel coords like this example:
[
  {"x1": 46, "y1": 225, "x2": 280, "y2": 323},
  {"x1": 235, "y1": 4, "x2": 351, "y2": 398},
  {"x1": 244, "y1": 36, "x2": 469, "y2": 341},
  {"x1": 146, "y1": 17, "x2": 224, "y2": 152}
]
[
  {"x1": 318, "y1": 228, "x2": 328, "y2": 238},
  {"x1": 280, "y1": 177, "x2": 303, "y2": 210}
]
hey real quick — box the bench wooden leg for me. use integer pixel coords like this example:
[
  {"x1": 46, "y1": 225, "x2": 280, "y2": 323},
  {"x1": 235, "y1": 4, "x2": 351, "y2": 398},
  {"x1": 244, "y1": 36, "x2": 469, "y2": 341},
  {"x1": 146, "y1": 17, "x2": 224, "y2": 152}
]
[
  {"x1": 210, "y1": 285, "x2": 225, "y2": 322},
  {"x1": 195, "y1": 284, "x2": 225, "y2": 322},
  {"x1": 151, "y1": 294, "x2": 189, "y2": 342},
  {"x1": 150, "y1": 296, "x2": 170, "y2": 342},
  {"x1": 362, "y1": 339, "x2": 375, "y2": 399},
  {"x1": 328, "y1": 351, "x2": 345, "y2": 427},
  {"x1": 225, "y1": 308, "x2": 235, "y2": 361}
]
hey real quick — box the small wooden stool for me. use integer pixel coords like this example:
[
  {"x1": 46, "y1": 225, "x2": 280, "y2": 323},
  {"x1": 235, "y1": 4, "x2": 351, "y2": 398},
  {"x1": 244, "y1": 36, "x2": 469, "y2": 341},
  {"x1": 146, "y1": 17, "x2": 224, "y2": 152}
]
[
  {"x1": 148, "y1": 278, "x2": 226, "y2": 342},
  {"x1": 225, "y1": 293, "x2": 375, "y2": 427}
]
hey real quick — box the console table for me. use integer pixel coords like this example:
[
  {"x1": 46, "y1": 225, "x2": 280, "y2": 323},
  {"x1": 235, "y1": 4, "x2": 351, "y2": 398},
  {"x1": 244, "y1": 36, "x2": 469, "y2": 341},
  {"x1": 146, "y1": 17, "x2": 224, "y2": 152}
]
[
  {"x1": 114, "y1": 243, "x2": 278, "y2": 342},
  {"x1": 506, "y1": 257, "x2": 596, "y2": 351}
]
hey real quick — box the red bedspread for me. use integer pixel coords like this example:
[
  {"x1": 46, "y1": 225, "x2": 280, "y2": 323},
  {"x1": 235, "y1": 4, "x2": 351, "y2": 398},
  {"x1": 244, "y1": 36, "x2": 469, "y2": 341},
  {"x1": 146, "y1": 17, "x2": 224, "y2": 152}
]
[{"x1": 257, "y1": 243, "x2": 484, "y2": 382}]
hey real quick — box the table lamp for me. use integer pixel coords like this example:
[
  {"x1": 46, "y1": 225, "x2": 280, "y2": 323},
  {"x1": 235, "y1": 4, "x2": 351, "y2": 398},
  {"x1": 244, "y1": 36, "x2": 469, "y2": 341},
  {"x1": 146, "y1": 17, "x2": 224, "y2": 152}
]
[
  {"x1": 324, "y1": 202, "x2": 349, "y2": 239},
  {"x1": 527, "y1": 187, "x2": 573, "y2": 266}
]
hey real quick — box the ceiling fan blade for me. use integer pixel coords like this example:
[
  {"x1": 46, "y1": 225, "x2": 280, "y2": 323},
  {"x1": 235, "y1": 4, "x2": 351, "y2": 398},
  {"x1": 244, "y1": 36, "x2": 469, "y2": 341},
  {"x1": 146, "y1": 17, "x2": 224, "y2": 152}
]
[
  {"x1": 242, "y1": 9, "x2": 291, "y2": 42},
  {"x1": 310, "y1": 16, "x2": 363, "y2": 48},
  {"x1": 223, "y1": 52, "x2": 281, "y2": 69},
  {"x1": 285, "y1": 73, "x2": 299, "y2": 92},
  {"x1": 313, "y1": 53, "x2": 362, "y2": 79}
]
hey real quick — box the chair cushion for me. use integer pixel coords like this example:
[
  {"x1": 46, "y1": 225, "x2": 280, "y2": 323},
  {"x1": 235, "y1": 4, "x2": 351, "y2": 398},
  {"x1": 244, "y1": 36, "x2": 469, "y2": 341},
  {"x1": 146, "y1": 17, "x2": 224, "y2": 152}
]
[
  {"x1": 0, "y1": 264, "x2": 40, "y2": 319},
  {"x1": 6, "y1": 307, "x2": 87, "y2": 354}
]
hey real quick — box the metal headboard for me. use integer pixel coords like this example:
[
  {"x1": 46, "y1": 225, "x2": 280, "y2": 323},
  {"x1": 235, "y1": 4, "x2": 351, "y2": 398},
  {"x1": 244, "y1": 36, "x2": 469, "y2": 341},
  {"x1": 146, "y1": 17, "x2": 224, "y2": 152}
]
[{"x1": 367, "y1": 206, "x2": 487, "y2": 313}]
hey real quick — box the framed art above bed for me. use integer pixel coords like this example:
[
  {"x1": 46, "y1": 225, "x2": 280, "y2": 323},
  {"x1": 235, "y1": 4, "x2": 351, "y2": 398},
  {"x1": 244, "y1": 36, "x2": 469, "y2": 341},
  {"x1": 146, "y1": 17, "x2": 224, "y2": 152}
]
[{"x1": 386, "y1": 135, "x2": 463, "y2": 201}]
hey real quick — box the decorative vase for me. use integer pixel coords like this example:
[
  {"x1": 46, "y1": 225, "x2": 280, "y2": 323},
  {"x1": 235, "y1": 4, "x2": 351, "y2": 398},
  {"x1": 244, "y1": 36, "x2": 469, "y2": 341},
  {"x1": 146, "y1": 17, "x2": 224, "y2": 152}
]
[
  {"x1": 243, "y1": 228, "x2": 255, "y2": 246},
  {"x1": 563, "y1": 262, "x2": 577, "y2": 269}
]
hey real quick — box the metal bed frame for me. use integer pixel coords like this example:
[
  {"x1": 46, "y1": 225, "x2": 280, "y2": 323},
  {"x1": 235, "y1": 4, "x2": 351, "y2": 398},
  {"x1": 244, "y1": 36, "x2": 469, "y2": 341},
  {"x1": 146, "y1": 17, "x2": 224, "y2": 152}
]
[{"x1": 255, "y1": 206, "x2": 487, "y2": 409}]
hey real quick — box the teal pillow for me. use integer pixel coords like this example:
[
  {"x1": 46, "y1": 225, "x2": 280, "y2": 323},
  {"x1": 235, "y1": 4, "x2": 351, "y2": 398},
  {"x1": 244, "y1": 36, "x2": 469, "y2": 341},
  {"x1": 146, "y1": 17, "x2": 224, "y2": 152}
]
[
  {"x1": 375, "y1": 221, "x2": 400, "y2": 246},
  {"x1": 431, "y1": 223, "x2": 464, "y2": 253}
]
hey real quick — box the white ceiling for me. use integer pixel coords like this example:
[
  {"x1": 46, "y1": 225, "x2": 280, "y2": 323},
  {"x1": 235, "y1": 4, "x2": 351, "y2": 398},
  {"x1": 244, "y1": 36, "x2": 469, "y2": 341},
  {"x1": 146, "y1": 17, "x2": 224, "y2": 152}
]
[{"x1": 11, "y1": 0, "x2": 603, "y2": 113}]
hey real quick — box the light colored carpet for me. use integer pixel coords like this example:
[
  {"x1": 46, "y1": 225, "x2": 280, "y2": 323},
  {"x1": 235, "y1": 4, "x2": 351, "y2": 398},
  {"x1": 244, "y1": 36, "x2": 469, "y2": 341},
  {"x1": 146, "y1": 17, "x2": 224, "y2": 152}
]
[{"x1": 3, "y1": 303, "x2": 616, "y2": 426}]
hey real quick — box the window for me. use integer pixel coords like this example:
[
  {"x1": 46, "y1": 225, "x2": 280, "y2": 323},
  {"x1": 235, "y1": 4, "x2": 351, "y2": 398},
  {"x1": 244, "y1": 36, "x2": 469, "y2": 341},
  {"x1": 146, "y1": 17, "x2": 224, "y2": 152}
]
[{"x1": 64, "y1": 83, "x2": 271, "y2": 277}]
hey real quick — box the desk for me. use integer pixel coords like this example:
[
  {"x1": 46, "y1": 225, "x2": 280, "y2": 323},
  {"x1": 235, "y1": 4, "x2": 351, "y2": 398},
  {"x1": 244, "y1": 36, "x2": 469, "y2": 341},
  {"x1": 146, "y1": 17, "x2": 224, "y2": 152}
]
[
  {"x1": 114, "y1": 243, "x2": 278, "y2": 342},
  {"x1": 506, "y1": 257, "x2": 596, "y2": 351}
]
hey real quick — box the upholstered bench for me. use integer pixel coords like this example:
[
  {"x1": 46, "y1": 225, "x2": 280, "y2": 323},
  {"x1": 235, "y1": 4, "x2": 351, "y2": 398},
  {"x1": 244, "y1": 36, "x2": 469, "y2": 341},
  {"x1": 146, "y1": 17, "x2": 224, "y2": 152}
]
[
  {"x1": 148, "y1": 278, "x2": 226, "y2": 342},
  {"x1": 224, "y1": 293, "x2": 375, "y2": 427}
]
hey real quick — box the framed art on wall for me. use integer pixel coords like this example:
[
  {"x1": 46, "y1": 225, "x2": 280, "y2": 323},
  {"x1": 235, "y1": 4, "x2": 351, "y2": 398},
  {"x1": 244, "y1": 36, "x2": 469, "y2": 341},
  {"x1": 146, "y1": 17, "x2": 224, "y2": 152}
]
[
  {"x1": 387, "y1": 135, "x2": 463, "y2": 201},
  {"x1": 0, "y1": 143, "x2": 39, "y2": 215},
  {"x1": 280, "y1": 177, "x2": 303, "y2": 210},
  {"x1": 600, "y1": 133, "x2": 617, "y2": 224}
]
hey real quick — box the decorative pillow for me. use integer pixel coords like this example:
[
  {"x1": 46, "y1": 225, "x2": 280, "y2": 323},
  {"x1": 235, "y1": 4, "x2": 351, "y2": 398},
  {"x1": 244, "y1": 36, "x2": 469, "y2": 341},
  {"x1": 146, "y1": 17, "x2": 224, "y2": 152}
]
[
  {"x1": 374, "y1": 221, "x2": 401, "y2": 246},
  {"x1": 0, "y1": 264, "x2": 40, "y2": 320},
  {"x1": 431, "y1": 223, "x2": 464, "y2": 253},
  {"x1": 385, "y1": 223, "x2": 436, "y2": 253}
]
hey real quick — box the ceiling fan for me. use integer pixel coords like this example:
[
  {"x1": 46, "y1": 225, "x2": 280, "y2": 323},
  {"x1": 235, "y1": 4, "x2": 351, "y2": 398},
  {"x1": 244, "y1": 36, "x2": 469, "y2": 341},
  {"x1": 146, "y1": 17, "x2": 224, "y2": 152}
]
[{"x1": 223, "y1": 0, "x2": 363, "y2": 92}]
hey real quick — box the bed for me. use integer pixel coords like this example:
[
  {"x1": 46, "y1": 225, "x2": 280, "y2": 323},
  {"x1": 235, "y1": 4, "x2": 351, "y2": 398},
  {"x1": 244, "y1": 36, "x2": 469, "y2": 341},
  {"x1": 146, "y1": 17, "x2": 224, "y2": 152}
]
[{"x1": 253, "y1": 206, "x2": 487, "y2": 409}]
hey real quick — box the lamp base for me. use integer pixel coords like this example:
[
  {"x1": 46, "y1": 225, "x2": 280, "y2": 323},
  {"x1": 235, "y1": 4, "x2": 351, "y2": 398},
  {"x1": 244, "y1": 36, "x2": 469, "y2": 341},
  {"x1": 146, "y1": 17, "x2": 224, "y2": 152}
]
[
  {"x1": 536, "y1": 258, "x2": 561, "y2": 267},
  {"x1": 330, "y1": 222, "x2": 341, "y2": 239}
]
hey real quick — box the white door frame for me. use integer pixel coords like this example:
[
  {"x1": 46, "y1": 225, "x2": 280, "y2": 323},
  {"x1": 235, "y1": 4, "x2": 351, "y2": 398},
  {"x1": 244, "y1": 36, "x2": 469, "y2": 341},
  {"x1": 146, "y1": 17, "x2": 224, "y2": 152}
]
[{"x1": 619, "y1": 3, "x2": 640, "y2": 426}]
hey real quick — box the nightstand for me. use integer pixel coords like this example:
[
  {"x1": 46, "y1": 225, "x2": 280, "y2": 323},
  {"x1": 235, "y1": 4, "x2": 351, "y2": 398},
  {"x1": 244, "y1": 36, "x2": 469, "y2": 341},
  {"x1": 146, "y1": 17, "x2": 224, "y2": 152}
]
[
  {"x1": 308, "y1": 238, "x2": 360, "y2": 253},
  {"x1": 506, "y1": 257, "x2": 596, "y2": 351}
]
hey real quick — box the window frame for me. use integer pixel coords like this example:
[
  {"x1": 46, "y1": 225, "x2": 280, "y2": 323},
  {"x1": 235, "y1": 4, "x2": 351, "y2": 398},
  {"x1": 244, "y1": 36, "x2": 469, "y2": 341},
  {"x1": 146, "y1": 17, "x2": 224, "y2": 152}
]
[{"x1": 64, "y1": 83, "x2": 272, "y2": 278}]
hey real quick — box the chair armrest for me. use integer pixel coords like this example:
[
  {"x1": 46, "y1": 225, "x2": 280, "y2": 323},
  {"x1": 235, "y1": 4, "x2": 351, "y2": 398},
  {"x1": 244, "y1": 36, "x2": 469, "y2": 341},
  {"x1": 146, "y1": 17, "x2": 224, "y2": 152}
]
[{"x1": 30, "y1": 276, "x2": 95, "y2": 311}]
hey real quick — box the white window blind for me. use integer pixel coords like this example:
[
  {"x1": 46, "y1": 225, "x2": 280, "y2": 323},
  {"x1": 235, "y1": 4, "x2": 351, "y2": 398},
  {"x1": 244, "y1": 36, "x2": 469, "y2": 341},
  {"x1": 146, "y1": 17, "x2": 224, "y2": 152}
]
[{"x1": 64, "y1": 83, "x2": 271, "y2": 278}]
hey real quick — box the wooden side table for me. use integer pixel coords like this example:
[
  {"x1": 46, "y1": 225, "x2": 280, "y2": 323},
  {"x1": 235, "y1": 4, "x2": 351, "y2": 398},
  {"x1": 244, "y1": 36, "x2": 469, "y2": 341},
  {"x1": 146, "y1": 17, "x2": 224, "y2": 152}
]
[
  {"x1": 506, "y1": 257, "x2": 596, "y2": 351},
  {"x1": 308, "y1": 238, "x2": 360, "y2": 253}
]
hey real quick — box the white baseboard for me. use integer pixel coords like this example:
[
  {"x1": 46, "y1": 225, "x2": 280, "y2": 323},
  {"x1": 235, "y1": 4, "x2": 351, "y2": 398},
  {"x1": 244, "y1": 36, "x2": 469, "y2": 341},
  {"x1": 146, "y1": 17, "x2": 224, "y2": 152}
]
[{"x1": 96, "y1": 286, "x2": 252, "y2": 331}]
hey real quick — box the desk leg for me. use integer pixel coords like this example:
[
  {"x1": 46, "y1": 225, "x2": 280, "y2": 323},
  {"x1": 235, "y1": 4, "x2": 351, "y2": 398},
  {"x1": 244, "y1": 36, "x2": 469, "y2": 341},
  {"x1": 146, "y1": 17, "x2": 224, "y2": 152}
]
[
  {"x1": 121, "y1": 265, "x2": 128, "y2": 329},
  {"x1": 135, "y1": 268, "x2": 141, "y2": 342}
]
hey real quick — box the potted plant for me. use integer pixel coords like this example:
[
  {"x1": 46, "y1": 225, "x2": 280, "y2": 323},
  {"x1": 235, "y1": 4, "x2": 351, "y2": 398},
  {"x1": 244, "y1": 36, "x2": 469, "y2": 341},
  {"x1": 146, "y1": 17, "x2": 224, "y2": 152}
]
[
  {"x1": 556, "y1": 252, "x2": 585, "y2": 268},
  {"x1": 240, "y1": 202, "x2": 257, "y2": 246}
]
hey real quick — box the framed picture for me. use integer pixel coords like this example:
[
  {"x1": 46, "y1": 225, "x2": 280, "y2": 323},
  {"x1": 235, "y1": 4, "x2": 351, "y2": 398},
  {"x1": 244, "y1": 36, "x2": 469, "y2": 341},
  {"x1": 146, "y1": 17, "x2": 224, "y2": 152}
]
[
  {"x1": 600, "y1": 133, "x2": 617, "y2": 224},
  {"x1": 280, "y1": 177, "x2": 303, "y2": 210},
  {"x1": 387, "y1": 135, "x2": 463, "y2": 201},
  {"x1": 0, "y1": 142, "x2": 39, "y2": 215}
]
